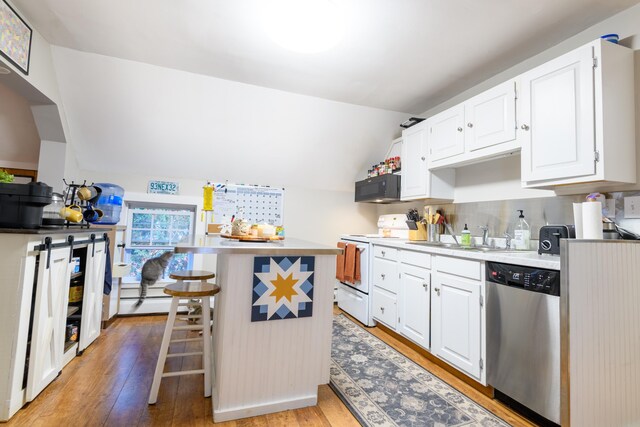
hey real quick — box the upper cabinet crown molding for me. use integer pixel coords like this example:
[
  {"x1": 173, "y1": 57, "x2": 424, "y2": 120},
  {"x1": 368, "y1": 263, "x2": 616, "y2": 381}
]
[
  {"x1": 519, "y1": 39, "x2": 636, "y2": 188},
  {"x1": 427, "y1": 79, "x2": 519, "y2": 170}
]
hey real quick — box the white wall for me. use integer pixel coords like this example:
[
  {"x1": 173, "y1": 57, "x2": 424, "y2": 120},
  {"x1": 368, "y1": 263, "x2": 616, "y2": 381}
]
[
  {"x1": 52, "y1": 47, "x2": 405, "y2": 244},
  {"x1": 36, "y1": 140, "x2": 66, "y2": 192},
  {"x1": 417, "y1": 3, "x2": 640, "y2": 204},
  {"x1": 0, "y1": 82, "x2": 40, "y2": 170}
]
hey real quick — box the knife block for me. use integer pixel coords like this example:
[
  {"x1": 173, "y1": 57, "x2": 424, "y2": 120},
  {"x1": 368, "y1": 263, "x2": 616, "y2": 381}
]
[{"x1": 409, "y1": 222, "x2": 428, "y2": 241}]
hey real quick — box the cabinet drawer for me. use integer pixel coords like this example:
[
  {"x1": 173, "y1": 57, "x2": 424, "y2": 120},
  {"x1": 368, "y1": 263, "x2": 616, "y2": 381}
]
[
  {"x1": 400, "y1": 250, "x2": 431, "y2": 269},
  {"x1": 374, "y1": 246, "x2": 398, "y2": 261},
  {"x1": 372, "y1": 287, "x2": 397, "y2": 329},
  {"x1": 372, "y1": 258, "x2": 398, "y2": 293},
  {"x1": 435, "y1": 256, "x2": 481, "y2": 281}
]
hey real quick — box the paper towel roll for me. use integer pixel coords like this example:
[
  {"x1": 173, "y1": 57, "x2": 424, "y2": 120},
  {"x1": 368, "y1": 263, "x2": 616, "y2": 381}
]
[
  {"x1": 582, "y1": 202, "x2": 603, "y2": 239},
  {"x1": 573, "y1": 203, "x2": 584, "y2": 239}
]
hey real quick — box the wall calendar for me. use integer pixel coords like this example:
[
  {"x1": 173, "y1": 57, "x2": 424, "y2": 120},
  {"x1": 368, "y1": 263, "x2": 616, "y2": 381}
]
[{"x1": 212, "y1": 184, "x2": 284, "y2": 226}]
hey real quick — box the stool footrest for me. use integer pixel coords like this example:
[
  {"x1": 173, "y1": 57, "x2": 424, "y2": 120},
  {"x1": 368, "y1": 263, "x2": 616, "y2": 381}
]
[
  {"x1": 170, "y1": 338, "x2": 201, "y2": 343},
  {"x1": 162, "y1": 369, "x2": 205, "y2": 378},
  {"x1": 177, "y1": 314, "x2": 202, "y2": 319},
  {"x1": 172, "y1": 325, "x2": 203, "y2": 331},
  {"x1": 177, "y1": 302, "x2": 202, "y2": 307},
  {"x1": 166, "y1": 351, "x2": 203, "y2": 358}
]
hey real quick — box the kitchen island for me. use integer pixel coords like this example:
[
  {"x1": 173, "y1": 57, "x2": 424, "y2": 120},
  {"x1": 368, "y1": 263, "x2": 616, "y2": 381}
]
[{"x1": 175, "y1": 236, "x2": 341, "y2": 422}]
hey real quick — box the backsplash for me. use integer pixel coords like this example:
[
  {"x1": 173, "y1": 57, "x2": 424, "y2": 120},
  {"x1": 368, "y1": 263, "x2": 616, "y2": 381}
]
[{"x1": 378, "y1": 191, "x2": 640, "y2": 239}]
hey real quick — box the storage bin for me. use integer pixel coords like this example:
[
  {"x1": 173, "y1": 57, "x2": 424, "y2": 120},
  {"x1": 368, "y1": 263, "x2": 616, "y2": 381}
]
[
  {"x1": 93, "y1": 183, "x2": 124, "y2": 225},
  {"x1": 0, "y1": 182, "x2": 52, "y2": 229}
]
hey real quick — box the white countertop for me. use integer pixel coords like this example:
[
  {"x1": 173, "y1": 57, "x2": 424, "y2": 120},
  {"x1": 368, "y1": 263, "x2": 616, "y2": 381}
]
[
  {"x1": 175, "y1": 235, "x2": 342, "y2": 255},
  {"x1": 368, "y1": 238, "x2": 561, "y2": 270}
]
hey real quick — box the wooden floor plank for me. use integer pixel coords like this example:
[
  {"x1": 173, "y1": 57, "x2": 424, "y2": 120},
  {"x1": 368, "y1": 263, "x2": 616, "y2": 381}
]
[{"x1": 5, "y1": 310, "x2": 539, "y2": 426}]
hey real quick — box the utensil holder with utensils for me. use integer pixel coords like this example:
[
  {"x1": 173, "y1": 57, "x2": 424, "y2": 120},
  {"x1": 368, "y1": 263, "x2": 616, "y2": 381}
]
[{"x1": 409, "y1": 222, "x2": 428, "y2": 241}]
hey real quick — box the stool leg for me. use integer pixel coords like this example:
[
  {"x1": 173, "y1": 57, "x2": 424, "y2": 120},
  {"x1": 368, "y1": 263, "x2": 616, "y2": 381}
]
[
  {"x1": 149, "y1": 297, "x2": 179, "y2": 404},
  {"x1": 202, "y1": 295, "x2": 212, "y2": 398}
]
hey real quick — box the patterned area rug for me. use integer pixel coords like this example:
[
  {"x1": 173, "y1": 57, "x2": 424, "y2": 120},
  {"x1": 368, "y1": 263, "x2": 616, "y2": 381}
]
[{"x1": 330, "y1": 314, "x2": 510, "y2": 427}]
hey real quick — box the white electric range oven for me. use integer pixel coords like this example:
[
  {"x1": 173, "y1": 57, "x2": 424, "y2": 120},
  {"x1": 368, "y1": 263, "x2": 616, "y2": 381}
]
[{"x1": 336, "y1": 234, "x2": 376, "y2": 327}]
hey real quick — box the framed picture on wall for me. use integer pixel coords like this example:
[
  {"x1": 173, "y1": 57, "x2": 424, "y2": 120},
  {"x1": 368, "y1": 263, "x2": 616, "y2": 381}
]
[{"x1": 0, "y1": 0, "x2": 32, "y2": 75}]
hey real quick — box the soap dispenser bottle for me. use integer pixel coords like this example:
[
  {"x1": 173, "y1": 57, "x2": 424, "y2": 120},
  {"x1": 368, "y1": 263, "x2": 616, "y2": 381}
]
[
  {"x1": 461, "y1": 223, "x2": 471, "y2": 247},
  {"x1": 514, "y1": 210, "x2": 531, "y2": 250}
]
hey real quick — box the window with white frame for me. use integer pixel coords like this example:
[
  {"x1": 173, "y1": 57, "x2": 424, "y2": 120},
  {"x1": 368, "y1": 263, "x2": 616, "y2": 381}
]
[{"x1": 123, "y1": 204, "x2": 195, "y2": 283}]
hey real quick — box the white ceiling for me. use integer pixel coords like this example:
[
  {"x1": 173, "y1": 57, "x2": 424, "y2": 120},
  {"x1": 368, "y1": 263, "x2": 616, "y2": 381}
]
[{"x1": 12, "y1": 0, "x2": 640, "y2": 113}]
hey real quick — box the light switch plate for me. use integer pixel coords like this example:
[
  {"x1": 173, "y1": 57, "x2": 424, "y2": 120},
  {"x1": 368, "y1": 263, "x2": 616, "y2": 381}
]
[{"x1": 623, "y1": 196, "x2": 640, "y2": 218}]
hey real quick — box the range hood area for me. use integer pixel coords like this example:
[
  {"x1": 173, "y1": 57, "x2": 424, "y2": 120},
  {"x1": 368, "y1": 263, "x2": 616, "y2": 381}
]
[{"x1": 355, "y1": 174, "x2": 401, "y2": 203}]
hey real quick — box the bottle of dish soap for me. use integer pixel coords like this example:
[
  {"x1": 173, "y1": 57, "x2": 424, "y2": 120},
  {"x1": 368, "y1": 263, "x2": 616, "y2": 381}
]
[
  {"x1": 461, "y1": 223, "x2": 471, "y2": 247},
  {"x1": 514, "y1": 210, "x2": 530, "y2": 250}
]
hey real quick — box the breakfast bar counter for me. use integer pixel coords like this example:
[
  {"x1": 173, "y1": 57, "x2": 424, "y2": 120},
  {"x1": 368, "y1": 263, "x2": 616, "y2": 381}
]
[{"x1": 175, "y1": 236, "x2": 341, "y2": 422}]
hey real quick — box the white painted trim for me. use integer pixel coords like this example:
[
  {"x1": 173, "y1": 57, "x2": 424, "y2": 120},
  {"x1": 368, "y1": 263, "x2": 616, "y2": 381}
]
[{"x1": 212, "y1": 395, "x2": 318, "y2": 423}]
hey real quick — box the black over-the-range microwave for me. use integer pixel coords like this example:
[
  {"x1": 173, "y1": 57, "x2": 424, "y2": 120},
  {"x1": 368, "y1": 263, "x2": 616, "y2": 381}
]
[{"x1": 354, "y1": 174, "x2": 401, "y2": 203}]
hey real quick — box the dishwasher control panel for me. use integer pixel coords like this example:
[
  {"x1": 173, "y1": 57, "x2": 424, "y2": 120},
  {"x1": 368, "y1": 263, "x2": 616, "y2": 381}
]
[{"x1": 486, "y1": 262, "x2": 560, "y2": 296}]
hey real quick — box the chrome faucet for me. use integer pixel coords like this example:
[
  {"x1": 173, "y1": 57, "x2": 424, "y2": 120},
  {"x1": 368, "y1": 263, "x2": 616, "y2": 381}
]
[
  {"x1": 504, "y1": 232, "x2": 512, "y2": 250},
  {"x1": 478, "y1": 226, "x2": 489, "y2": 246}
]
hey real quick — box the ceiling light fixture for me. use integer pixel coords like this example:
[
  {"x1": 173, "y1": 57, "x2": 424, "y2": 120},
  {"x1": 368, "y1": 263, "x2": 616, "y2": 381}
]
[
  {"x1": 0, "y1": 66, "x2": 10, "y2": 75},
  {"x1": 263, "y1": 0, "x2": 344, "y2": 54}
]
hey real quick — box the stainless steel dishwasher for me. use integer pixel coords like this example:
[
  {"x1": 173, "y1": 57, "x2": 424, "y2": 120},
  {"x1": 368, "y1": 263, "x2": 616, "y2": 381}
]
[{"x1": 486, "y1": 262, "x2": 560, "y2": 425}]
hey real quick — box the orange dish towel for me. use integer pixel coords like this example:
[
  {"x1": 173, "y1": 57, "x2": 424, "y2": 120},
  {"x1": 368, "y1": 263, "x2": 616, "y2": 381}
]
[
  {"x1": 344, "y1": 243, "x2": 357, "y2": 283},
  {"x1": 336, "y1": 242, "x2": 346, "y2": 282}
]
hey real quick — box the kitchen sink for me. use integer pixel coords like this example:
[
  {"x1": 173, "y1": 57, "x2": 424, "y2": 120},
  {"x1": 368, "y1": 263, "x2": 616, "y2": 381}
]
[{"x1": 406, "y1": 241, "x2": 516, "y2": 252}]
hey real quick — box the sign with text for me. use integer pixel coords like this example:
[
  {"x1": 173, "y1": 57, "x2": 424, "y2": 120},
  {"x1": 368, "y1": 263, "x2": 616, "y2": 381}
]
[{"x1": 148, "y1": 180, "x2": 180, "y2": 195}]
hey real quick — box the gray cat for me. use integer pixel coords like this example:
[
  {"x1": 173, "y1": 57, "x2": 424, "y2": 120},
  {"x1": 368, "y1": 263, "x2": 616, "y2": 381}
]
[{"x1": 135, "y1": 251, "x2": 173, "y2": 307}]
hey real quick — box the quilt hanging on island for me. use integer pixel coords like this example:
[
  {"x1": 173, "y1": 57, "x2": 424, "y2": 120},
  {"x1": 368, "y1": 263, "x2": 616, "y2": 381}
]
[{"x1": 251, "y1": 256, "x2": 315, "y2": 322}]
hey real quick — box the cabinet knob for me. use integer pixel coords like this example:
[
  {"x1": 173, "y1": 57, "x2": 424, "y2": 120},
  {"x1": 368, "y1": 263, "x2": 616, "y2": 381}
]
[
  {"x1": 467, "y1": 123, "x2": 473, "y2": 128},
  {"x1": 421, "y1": 156, "x2": 426, "y2": 161},
  {"x1": 423, "y1": 283, "x2": 428, "y2": 289},
  {"x1": 381, "y1": 273, "x2": 385, "y2": 280},
  {"x1": 457, "y1": 127, "x2": 463, "y2": 132},
  {"x1": 521, "y1": 124, "x2": 530, "y2": 131},
  {"x1": 380, "y1": 307, "x2": 385, "y2": 313},
  {"x1": 381, "y1": 250, "x2": 386, "y2": 256},
  {"x1": 434, "y1": 287, "x2": 440, "y2": 296}
]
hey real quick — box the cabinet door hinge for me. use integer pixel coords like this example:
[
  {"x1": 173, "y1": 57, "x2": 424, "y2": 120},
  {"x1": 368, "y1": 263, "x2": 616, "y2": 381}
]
[
  {"x1": 479, "y1": 295, "x2": 484, "y2": 307},
  {"x1": 593, "y1": 57, "x2": 598, "y2": 68},
  {"x1": 594, "y1": 150, "x2": 600, "y2": 162},
  {"x1": 480, "y1": 358, "x2": 484, "y2": 370}
]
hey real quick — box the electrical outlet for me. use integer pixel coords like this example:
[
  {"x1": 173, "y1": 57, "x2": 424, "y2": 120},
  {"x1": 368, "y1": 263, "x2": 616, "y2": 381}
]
[{"x1": 623, "y1": 196, "x2": 640, "y2": 218}]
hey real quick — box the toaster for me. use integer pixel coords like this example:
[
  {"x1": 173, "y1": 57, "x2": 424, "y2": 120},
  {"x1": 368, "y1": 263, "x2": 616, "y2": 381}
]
[{"x1": 538, "y1": 225, "x2": 576, "y2": 255}]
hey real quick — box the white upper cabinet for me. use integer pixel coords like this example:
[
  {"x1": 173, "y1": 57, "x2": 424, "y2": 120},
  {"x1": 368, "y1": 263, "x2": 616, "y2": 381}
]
[
  {"x1": 401, "y1": 121, "x2": 455, "y2": 201},
  {"x1": 427, "y1": 80, "x2": 518, "y2": 170},
  {"x1": 428, "y1": 104, "x2": 465, "y2": 162},
  {"x1": 519, "y1": 39, "x2": 636, "y2": 187},
  {"x1": 465, "y1": 80, "x2": 517, "y2": 153}
]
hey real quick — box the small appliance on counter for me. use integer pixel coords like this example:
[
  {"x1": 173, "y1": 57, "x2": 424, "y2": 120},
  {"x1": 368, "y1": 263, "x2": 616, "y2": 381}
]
[
  {"x1": 538, "y1": 225, "x2": 576, "y2": 255},
  {"x1": 0, "y1": 182, "x2": 53, "y2": 229}
]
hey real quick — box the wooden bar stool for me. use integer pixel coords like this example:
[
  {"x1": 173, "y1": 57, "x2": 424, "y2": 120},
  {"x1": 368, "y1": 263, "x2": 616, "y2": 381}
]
[{"x1": 148, "y1": 270, "x2": 220, "y2": 404}]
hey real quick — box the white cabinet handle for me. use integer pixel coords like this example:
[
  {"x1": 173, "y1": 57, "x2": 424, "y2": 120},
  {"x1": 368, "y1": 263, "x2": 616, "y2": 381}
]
[
  {"x1": 421, "y1": 156, "x2": 426, "y2": 161},
  {"x1": 380, "y1": 307, "x2": 385, "y2": 313},
  {"x1": 457, "y1": 127, "x2": 463, "y2": 132},
  {"x1": 467, "y1": 123, "x2": 473, "y2": 128},
  {"x1": 381, "y1": 250, "x2": 386, "y2": 256},
  {"x1": 381, "y1": 274, "x2": 386, "y2": 280},
  {"x1": 434, "y1": 287, "x2": 440, "y2": 296},
  {"x1": 423, "y1": 283, "x2": 428, "y2": 289},
  {"x1": 521, "y1": 124, "x2": 530, "y2": 131}
]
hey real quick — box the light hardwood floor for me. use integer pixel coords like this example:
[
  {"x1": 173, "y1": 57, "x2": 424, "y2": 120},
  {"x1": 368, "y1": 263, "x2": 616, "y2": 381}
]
[{"x1": 6, "y1": 310, "x2": 536, "y2": 426}]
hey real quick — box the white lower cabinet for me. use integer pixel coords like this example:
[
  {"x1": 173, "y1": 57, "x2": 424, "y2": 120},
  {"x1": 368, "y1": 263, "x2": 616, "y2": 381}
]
[
  {"x1": 398, "y1": 264, "x2": 430, "y2": 349},
  {"x1": 26, "y1": 247, "x2": 72, "y2": 401},
  {"x1": 372, "y1": 286, "x2": 397, "y2": 329},
  {"x1": 79, "y1": 241, "x2": 106, "y2": 351},
  {"x1": 431, "y1": 271, "x2": 483, "y2": 382}
]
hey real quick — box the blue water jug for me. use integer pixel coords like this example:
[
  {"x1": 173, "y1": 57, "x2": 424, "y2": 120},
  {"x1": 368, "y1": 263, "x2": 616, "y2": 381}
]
[{"x1": 93, "y1": 183, "x2": 124, "y2": 224}]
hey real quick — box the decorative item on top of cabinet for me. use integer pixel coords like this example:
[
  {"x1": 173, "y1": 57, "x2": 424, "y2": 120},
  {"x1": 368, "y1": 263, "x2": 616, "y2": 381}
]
[
  {"x1": 427, "y1": 79, "x2": 519, "y2": 170},
  {"x1": 519, "y1": 39, "x2": 635, "y2": 188},
  {"x1": 400, "y1": 120, "x2": 455, "y2": 201}
]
